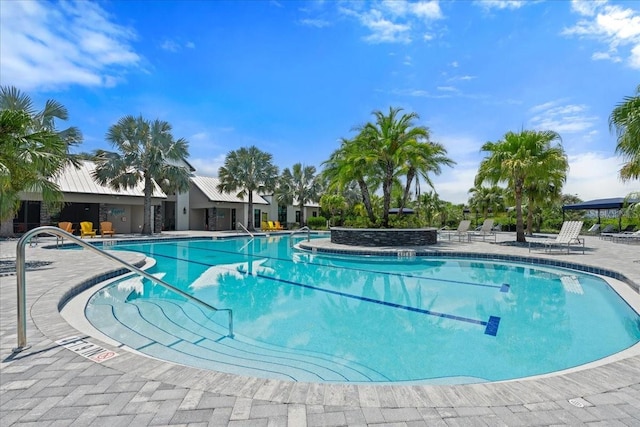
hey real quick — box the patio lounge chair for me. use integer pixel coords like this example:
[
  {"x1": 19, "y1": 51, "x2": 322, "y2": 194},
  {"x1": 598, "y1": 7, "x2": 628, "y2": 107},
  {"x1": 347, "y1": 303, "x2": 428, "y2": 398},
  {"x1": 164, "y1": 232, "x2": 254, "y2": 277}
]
[
  {"x1": 586, "y1": 223, "x2": 600, "y2": 234},
  {"x1": 58, "y1": 222, "x2": 75, "y2": 235},
  {"x1": 439, "y1": 220, "x2": 471, "y2": 242},
  {"x1": 80, "y1": 221, "x2": 97, "y2": 238},
  {"x1": 610, "y1": 229, "x2": 640, "y2": 244},
  {"x1": 100, "y1": 221, "x2": 116, "y2": 237},
  {"x1": 467, "y1": 219, "x2": 496, "y2": 242},
  {"x1": 261, "y1": 221, "x2": 272, "y2": 231},
  {"x1": 268, "y1": 221, "x2": 283, "y2": 231},
  {"x1": 274, "y1": 221, "x2": 285, "y2": 230},
  {"x1": 541, "y1": 220, "x2": 584, "y2": 254},
  {"x1": 599, "y1": 224, "x2": 616, "y2": 239}
]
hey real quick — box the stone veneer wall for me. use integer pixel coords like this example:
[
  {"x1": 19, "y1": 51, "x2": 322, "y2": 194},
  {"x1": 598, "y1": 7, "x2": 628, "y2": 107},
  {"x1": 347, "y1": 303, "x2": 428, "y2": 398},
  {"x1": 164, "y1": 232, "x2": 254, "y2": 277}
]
[{"x1": 330, "y1": 227, "x2": 438, "y2": 247}]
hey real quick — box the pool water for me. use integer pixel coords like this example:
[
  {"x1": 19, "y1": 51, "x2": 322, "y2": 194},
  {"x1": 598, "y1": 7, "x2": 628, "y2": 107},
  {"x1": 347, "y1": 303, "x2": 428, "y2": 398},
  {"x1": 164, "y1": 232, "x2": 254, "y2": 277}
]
[{"x1": 85, "y1": 236, "x2": 640, "y2": 384}]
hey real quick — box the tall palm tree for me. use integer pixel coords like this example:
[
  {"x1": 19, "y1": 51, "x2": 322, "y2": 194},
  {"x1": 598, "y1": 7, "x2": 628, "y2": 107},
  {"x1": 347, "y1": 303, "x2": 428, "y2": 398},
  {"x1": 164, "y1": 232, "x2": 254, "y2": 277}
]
[
  {"x1": 0, "y1": 86, "x2": 81, "y2": 235},
  {"x1": 217, "y1": 146, "x2": 278, "y2": 231},
  {"x1": 357, "y1": 107, "x2": 453, "y2": 227},
  {"x1": 276, "y1": 163, "x2": 321, "y2": 227},
  {"x1": 321, "y1": 137, "x2": 377, "y2": 223},
  {"x1": 609, "y1": 84, "x2": 640, "y2": 181},
  {"x1": 468, "y1": 185, "x2": 505, "y2": 222},
  {"x1": 475, "y1": 129, "x2": 567, "y2": 242},
  {"x1": 93, "y1": 115, "x2": 191, "y2": 235},
  {"x1": 399, "y1": 139, "x2": 454, "y2": 216}
]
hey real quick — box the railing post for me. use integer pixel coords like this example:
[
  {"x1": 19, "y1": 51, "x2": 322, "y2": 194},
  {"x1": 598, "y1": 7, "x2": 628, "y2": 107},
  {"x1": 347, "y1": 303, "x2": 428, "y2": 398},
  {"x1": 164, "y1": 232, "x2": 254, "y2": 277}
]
[
  {"x1": 12, "y1": 226, "x2": 234, "y2": 351},
  {"x1": 14, "y1": 234, "x2": 29, "y2": 352}
]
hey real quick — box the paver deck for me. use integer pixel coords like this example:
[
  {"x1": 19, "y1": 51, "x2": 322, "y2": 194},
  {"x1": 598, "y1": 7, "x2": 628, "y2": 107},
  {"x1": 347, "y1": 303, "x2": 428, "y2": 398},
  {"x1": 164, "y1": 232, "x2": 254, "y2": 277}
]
[{"x1": 1, "y1": 230, "x2": 639, "y2": 426}]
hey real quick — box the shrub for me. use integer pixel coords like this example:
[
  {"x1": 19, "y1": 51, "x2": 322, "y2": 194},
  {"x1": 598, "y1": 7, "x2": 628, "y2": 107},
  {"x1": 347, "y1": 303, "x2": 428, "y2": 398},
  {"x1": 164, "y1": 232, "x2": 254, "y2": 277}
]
[{"x1": 307, "y1": 216, "x2": 327, "y2": 230}]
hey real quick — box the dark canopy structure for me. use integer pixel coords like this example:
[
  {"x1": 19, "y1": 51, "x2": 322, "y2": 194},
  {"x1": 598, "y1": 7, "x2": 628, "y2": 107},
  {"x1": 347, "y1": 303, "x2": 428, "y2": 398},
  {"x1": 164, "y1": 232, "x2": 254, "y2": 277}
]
[{"x1": 562, "y1": 197, "x2": 638, "y2": 230}]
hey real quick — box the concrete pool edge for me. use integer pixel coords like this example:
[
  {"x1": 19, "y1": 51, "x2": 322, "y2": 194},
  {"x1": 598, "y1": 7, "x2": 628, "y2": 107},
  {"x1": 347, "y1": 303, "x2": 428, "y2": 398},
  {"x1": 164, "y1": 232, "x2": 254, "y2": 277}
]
[{"x1": 30, "y1": 240, "x2": 640, "y2": 408}]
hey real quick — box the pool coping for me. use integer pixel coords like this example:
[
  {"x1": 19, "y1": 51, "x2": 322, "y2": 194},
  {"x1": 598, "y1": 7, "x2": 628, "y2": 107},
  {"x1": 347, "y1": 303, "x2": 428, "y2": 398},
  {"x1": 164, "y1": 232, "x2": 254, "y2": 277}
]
[{"x1": 29, "y1": 234, "x2": 640, "y2": 409}]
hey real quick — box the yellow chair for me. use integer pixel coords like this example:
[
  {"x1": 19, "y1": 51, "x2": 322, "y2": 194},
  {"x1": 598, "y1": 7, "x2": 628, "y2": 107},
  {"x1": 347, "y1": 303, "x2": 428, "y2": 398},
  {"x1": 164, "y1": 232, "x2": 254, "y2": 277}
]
[
  {"x1": 100, "y1": 221, "x2": 116, "y2": 237},
  {"x1": 268, "y1": 221, "x2": 280, "y2": 231},
  {"x1": 261, "y1": 221, "x2": 272, "y2": 231},
  {"x1": 58, "y1": 221, "x2": 75, "y2": 234},
  {"x1": 80, "y1": 221, "x2": 97, "y2": 238},
  {"x1": 274, "y1": 221, "x2": 284, "y2": 230}
]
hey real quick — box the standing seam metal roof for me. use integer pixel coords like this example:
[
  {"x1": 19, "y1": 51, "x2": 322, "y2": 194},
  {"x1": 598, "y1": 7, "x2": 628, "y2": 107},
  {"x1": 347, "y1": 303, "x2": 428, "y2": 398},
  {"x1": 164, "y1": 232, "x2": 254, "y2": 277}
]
[
  {"x1": 56, "y1": 161, "x2": 167, "y2": 198},
  {"x1": 190, "y1": 175, "x2": 269, "y2": 205}
]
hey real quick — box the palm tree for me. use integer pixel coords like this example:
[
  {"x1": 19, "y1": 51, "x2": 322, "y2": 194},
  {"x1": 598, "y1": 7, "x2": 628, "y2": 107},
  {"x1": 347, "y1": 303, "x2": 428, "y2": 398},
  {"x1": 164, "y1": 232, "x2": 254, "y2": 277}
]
[
  {"x1": 398, "y1": 138, "x2": 454, "y2": 216},
  {"x1": 0, "y1": 86, "x2": 81, "y2": 235},
  {"x1": 217, "y1": 146, "x2": 278, "y2": 231},
  {"x1": 276, "y1": 163, "x2": 321, "y2": 227},
  {"x1": 357, "y1": 107, "x2": 453, "y2": 227},
  {"x1": 609, "y1": 85, "x2": 640, "y2": 181},
  {"x1": 475, "y1": 130, "x2": 567, "y2": 243},
  {"x1": 93, "y1": 115, "x2": 191, "y2": 235},
  {"x1": 321, "y1": 137, "x2": 377, "y2": 224}
]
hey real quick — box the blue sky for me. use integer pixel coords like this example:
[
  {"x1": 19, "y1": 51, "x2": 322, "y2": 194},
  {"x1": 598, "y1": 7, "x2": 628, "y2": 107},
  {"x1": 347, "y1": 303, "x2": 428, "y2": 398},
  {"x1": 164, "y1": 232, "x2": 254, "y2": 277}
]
[{"x1": 1, "y1": 0, "x2": 639, "y2": 204}]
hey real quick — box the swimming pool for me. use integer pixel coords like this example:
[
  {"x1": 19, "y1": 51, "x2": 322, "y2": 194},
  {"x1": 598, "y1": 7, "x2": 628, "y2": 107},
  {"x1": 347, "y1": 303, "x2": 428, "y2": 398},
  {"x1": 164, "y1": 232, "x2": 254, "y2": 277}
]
[{"x1": 84, "y1": 235, "x2": 640, "y2": 384}]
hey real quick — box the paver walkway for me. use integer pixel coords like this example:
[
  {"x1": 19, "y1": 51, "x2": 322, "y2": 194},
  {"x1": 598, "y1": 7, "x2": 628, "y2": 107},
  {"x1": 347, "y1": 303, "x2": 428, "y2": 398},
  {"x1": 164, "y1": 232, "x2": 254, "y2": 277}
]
[{"x1": 1, "y1": 230, "x2": 639, "y2": 426}]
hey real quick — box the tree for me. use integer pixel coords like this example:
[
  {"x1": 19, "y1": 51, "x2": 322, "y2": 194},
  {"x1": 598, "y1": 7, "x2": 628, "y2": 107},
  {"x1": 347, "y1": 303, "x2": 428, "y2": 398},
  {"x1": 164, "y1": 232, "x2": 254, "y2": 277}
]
[
  {"x1": 475, "y1": 130, "x2": 567, "y2": 243},
  {"x1": 217, "y1": 146, "x2": 278, "y2": 231},
  {"x1": 276, "y1": 163, "x2": 321, "y2": 227},
  {"x1": 357, "y1": 107, "x2": 453, "y2": 227},
  {"x1": 93, "y1": 115, "x2": 191, "y2": 235},
  {"x1": 609, "y1": 85, "x2": 640, "y2": 181},
  {"x1": 322, "y1": 137, "x2": 377, "y2": 224},
  {"x1": 0, "y1": 86, "x2": 81, "y2": 235}
]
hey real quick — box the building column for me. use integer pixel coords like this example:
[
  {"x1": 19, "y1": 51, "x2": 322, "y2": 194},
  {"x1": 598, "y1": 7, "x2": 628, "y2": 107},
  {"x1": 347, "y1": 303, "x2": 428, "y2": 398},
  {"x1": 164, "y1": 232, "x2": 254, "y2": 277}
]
[
  {"x1": 99, "y1": 204, "x2": 109, "y2": 222},
  {"x1": 39, "y1": 202, "x2": 51, "y2": 226}
]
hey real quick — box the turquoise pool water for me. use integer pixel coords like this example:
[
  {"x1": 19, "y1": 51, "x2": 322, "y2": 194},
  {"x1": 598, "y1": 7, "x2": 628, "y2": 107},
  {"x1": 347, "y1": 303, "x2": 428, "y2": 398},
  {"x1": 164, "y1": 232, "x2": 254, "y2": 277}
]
[{"x1": 85, "y1": 236, "x2": 640, "y2": 384}]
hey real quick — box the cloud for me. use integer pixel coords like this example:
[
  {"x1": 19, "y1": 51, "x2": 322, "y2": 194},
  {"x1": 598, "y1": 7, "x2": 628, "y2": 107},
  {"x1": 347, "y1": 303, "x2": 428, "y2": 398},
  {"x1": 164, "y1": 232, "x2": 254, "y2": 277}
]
[
  {"x1": 189, "y1": 155, "x2": 227, "y2": 177},
  {"x1": 161, "y1": 39, "x2": 196, "y2": 52},
  {"x1": 473, "y1": 0, "x2": 527, "y2": 11},
  {"x1": 564, "y1": 152, "x2": 640, "y2": 199},
  {"x1": 0, "y1": 0, "x2": 140, "y2": 91},
  {"x1": 563, "y1": 0, "x2": 640, "y2": 69},
  {"x1": 299, "y1": 18, "x2": 331, "y2": 28},
  {"x1": 528, "y1": 100, "x2": 598, "y2": 134},
  {"x1": 339, "y1": 1, "x2": 443, "y2": 44}
]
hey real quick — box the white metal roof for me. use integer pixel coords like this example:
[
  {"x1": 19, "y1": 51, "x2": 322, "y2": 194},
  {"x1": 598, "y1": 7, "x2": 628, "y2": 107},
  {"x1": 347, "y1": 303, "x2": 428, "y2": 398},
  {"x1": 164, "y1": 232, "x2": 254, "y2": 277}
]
[
  {"x1": 56, "y1": 161, "x2": 167, "y2": 198},
  {"x1": 190, "y1": 175, "x2": 269, "y2": 205}
]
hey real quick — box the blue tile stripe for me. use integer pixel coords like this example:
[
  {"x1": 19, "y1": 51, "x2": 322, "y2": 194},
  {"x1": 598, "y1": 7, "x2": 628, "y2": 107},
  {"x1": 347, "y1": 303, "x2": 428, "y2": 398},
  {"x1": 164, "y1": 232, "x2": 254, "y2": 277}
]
[{"x1": 244, "y1": 270, "x2": 500, "y2": 335}]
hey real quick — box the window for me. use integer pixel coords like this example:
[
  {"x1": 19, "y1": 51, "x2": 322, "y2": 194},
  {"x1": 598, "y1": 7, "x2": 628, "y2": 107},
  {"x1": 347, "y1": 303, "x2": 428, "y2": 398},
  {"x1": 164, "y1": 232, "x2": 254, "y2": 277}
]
[{"x1": 278, "y1": 204, "x2": 287, "y2": 224}]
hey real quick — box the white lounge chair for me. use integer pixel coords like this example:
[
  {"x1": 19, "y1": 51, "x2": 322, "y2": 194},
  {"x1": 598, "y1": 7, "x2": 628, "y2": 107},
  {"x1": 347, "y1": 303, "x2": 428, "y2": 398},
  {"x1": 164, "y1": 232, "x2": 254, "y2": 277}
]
[
  {"x1": 543, "y1": 220, "x2": 584, "y2": 254},
  {"x1": 439, "y1": 220, "x2": 471, "y2": 242},
  {"x1": 467, "y1": 219, "x2": 496, "y2": 242},
  {"x1": 610, "y1": 229, "x2": 640, "y2": 244}
]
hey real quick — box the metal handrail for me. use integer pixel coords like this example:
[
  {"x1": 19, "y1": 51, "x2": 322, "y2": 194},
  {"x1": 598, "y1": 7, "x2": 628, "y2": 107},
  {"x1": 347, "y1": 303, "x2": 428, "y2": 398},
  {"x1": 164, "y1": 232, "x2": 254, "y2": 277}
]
[
  {"x1": 236, "y1": 222, "x2": 254, "y2": 238},
  {"x1": 289, "y1": 226, "x2": 311, "y2": 247},
  {"x1": 13, "y1": 226, "x2": 234, "y2": 353}
]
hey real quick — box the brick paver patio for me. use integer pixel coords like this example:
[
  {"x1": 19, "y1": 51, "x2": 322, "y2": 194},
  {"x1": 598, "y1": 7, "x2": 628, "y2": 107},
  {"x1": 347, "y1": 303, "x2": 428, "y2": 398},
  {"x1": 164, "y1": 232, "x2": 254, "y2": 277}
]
[{"x1": 1, "y1": 230, "x2": 638, "y2": 426}]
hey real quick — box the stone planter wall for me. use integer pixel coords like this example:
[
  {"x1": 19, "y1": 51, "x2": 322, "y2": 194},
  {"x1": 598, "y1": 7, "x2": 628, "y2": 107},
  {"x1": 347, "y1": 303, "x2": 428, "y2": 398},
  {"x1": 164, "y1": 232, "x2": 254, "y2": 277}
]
[{"x1": 330, "y1": 227, "x2": 438, "y2": 247}]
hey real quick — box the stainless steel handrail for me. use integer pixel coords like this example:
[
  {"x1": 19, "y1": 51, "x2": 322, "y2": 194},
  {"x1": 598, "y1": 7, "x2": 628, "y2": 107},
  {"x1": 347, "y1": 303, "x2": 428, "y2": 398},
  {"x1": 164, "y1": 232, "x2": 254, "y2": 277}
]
[
  {"x1": 236, "y1": 222, "x2": 254, "y2": 238},
  {"x1": 289, "y1": 226, "x2": 311, "y2": 247},
  {"x1": 13, "y1": 226, "x2": 234, "y2": 353}
]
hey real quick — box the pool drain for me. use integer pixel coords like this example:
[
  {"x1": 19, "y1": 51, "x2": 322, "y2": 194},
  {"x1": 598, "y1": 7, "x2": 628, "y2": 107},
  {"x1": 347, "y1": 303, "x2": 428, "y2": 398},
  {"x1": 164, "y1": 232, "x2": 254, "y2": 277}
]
[{"x1": 568, "y1": 398, "x2": 587, "y2": 408}]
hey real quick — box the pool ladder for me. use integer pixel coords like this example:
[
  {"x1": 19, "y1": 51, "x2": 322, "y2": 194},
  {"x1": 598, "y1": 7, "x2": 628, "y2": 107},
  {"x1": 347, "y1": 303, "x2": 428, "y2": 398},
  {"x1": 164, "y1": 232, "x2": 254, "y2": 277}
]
[
  {"x1": 289, "y1": 226, "x2": 311, "y2": 247},
  {"x1": 13, "y1": 226, "x2": 234, "y2": 353}
]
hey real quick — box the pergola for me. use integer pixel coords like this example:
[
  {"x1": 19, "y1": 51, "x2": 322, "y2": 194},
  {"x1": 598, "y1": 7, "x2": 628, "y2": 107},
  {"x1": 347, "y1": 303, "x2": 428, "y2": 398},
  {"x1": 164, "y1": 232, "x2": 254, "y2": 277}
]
[{"x1": 562, "y1": 197, "x2": 638, "y2": 230}]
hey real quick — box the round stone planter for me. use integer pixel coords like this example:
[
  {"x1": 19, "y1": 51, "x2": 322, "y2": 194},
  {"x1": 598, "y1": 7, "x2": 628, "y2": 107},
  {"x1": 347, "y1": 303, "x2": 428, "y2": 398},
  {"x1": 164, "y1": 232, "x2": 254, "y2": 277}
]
[{"x1": 330, "y1": 227, "x2": 438, "y2": 247}]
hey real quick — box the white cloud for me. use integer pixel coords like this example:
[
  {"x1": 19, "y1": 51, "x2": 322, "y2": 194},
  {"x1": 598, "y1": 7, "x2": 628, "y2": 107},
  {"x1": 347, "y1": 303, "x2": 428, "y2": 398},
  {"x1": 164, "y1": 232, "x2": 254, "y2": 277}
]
[
  {"x1": 339, "y1": 1, "x2": 443, "y2": 44},
  {"x1": 564, "y1": 152, "x2": 640, "y2": 200},
  {"x1": 189, "y1": 155, "x2": 227, "y2": 177},
  {"x1": 0, "y1": 0, "x2": 140, "y2": 91},
  {"x1": 299, "y1": 18, "x2": 331, "y2": 28},
  {"x1": 528, "y1": 100, "x2": 598, "y2": 134},
  {"x1": 473, "y1": 0, "x2": 527, "y2": 11},
  {"x1": 161, "y1": 40, "x2": 181, "y2": 52},
  {"x1": 563, "y1": 0, "x2": 640, "y2": 69}
]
